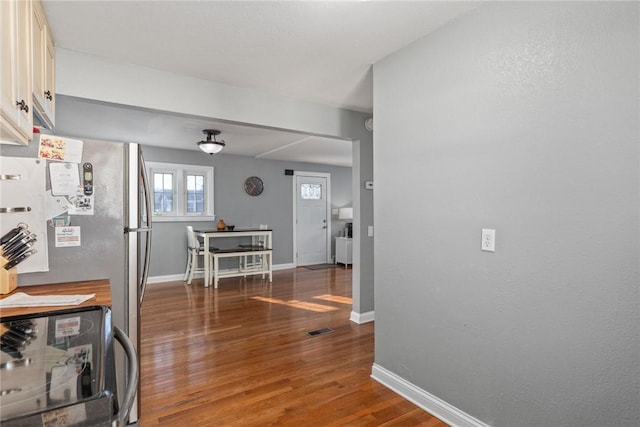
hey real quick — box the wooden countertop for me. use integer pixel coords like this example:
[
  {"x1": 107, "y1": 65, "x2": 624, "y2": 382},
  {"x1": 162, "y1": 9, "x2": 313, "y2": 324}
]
[{"x1": 0, "y1": 279, "x2": 111, "y2": 317}]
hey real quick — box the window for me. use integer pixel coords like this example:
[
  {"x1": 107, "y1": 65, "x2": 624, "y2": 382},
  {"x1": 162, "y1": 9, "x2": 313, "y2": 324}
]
[
  {"x1": 147, "y1": 162, "x2": 215, "y2": 222},
  {"x1": 301, "y1": 183, "x2": 322, "y2": 200},
  {"x1": 154, "y1": 172, "x2": 174, "y2": 214},
  {"x1": 186, "y1": 174, "x2": 205, "y2": 213}
]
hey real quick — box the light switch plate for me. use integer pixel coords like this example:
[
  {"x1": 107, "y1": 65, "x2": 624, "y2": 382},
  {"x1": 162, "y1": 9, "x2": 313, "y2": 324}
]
[{"x1": 481, "y1": 229, "x2": 495, "y2": 252}]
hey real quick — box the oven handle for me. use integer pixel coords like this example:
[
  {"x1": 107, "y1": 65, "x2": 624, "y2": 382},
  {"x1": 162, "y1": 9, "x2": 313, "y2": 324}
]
[{"x1": 113, "y1": 325, "x2": 139, "y2": 426}]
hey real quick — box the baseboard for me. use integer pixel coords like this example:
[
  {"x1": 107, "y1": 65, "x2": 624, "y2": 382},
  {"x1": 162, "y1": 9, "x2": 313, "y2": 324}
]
[
  {"x1": 147, "y1": 274, "x2": 184, "y2": 284},
  {"x1": 350, "y1": 310, "x2": 375, "y2": 324},
  {"x1": 148, "y1": 263, "x2": 296, "y2": 284},
  {"x1": 371, "y1": 364, "x2": 489, "y2": 427}
]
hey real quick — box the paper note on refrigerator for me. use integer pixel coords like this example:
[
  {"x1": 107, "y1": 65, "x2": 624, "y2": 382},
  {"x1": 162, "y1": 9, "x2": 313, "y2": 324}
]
[
  {"x1": 67, "y1": 188, "x2": 94, "y2": 215},
  {"x1": 49, "y1": 162, "x2": 80, "y2": 196},
  {"x1": 45, "y1": 190, "x2": 74, "y2": 220},
  {"x1": 55, "y1": 226, "x2": 81, "y2": 247},
  {"x1": 38, "y1": 134, "x2": 84, "y2": 163}
]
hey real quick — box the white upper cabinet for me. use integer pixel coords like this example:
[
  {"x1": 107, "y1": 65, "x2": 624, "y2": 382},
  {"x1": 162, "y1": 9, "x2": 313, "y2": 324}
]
[
  {"x1": 1, "y1": 0, "x2": 33, "y2": 145},
  {"x1": 32, "y1": 0, "x2": 55, "y2": 129}
]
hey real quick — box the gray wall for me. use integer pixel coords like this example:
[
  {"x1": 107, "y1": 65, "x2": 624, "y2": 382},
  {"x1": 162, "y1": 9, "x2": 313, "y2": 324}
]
[
  {"x1": 143, "y1": 145, "x2": 352, "y2": 276},
  {"x1": 1, "y1": 140, "x2": 351, "y2": 281},
  {"x1": 55, "y1": 50, "x2": 374, "y2": 316},
  {"x1": 373, "y1": 2, "x2": 639, "y2": 427},
  {"x1": 352, "y1": 138, "x2": 374, "y2": 314}
]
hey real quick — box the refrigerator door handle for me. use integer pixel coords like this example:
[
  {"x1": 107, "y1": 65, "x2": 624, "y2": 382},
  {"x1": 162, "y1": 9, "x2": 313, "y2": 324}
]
[
  {"x1": 124, "y1": 227, "x2": 151, "y2": 233},
  {"x1": 138, "y1": 149, "x2": 152, "y2": 304},
  {"x1": 113, "y1": 325, "x2": 139, "y2": 427}
]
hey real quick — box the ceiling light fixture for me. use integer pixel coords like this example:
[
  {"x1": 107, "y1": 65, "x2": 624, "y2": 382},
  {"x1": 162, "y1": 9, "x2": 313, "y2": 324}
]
[{"x1": 198, "y1": 129, "x2": 226, "y2": 154}]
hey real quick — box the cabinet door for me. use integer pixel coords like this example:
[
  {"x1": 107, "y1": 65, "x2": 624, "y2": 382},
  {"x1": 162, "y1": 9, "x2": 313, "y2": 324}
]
[
  {"x1": 0, "y1": 0, "x2": 33, "y2": 145},
  {"x1": 1, "y1": 0, "x2": 17, "y2": 128},
  {"x1": 336, "y1": 238, "x2": 346, "y2": 263},
  {"x1": 43, "y1": 27, "x2": 55, "y2": 123},
  {"x1": 336, "y1": 237, "x2": 352, "y2": 265},
  {"x1": 31, "y1": 0, "x2": 45, "y2": 113},
  {"x1": 32, "y1": 0, "x2": 54, "y2": 128},
  {"x1": 15, "y1": 0, "x2": 33, "y2": 137},
  {"x1": 345, "y1": 239, "x2": 353, "y2": 264}
]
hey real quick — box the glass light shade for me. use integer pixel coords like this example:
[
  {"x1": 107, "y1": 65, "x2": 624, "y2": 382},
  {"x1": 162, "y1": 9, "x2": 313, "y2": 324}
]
[
  {"x1": 338, "y1": 207, "x2": 353, "y2": 220},
  {"x1": 198, "y1": 141, "x2": 225, "y2": 154}
]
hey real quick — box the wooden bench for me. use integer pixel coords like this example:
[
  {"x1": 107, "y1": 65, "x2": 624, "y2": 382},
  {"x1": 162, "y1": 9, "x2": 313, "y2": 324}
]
[
  {"x1": 208, "y1": 247, "x2": 272, "y2": 288},
  {"x1": 196, "y1": 228, "x2": 272, "y2": 288}
]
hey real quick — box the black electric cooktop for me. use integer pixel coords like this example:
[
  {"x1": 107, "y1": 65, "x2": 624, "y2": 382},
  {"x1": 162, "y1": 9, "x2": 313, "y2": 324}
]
[{"x1": 0, "y1": 306, "x2": 117, "y2": 427}]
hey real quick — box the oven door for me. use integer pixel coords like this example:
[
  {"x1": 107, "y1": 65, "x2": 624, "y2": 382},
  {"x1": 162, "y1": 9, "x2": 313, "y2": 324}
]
[{"x1": 1, "y1": 306, "x2": 118, "y2": 426}]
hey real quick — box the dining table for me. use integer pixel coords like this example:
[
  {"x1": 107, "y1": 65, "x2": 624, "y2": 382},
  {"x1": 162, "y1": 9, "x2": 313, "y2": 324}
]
[{"x1": 194, "y1": 227, "x2": 273, "y2": 287}]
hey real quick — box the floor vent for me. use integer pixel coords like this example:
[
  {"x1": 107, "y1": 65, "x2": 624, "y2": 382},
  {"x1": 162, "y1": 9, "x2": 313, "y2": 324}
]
[{"x1": 306, "y1": 327, "x2": 334, "y2": 337}]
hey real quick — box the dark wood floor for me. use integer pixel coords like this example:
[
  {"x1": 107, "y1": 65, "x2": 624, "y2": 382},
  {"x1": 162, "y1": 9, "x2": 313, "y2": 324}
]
[{"x1": 139, "y1": 267, "x2": 447, "y2": 426}]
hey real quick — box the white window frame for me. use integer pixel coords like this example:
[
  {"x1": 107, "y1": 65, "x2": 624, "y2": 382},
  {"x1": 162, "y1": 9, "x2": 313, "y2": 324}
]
[{"x1": 147, "y1": 161, "x2": 215, "y2": 222}]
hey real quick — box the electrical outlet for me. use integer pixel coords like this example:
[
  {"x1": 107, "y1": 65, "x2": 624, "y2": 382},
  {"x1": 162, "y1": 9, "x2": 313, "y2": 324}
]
[{"x1": 481, "y1": 229, "x2": 495, "y2": 252}]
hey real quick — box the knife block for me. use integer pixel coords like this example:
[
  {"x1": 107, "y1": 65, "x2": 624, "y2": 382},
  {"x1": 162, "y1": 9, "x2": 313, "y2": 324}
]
[{"x1": 0, "y1": 255, "x2": 17, "y2": 294}]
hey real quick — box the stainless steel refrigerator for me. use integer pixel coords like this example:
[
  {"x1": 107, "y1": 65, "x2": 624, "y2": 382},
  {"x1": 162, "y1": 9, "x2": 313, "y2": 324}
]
[{"x1": 0, "y1": 137, "x2": 151, "y2": 424}]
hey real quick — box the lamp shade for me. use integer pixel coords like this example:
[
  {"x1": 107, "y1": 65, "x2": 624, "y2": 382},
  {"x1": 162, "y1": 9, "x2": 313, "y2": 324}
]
[
  {"x1": 198, "y1": 141, "x2": 225, "y2": 154},
  {"x1": 198, "y1": 129, "x2": 226, "y2": 155},
  {"x1": 338, "y1": 207, "x2": 353, "y2": 220}
]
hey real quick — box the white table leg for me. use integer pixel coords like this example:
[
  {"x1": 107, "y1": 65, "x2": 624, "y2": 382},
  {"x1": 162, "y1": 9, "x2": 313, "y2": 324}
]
[
  {"x1": 203, "y1": 235, "x2": 210, "y2": 287},
  {"x1": 214, "y1": 255, "x2": 219, "y2": 288}
]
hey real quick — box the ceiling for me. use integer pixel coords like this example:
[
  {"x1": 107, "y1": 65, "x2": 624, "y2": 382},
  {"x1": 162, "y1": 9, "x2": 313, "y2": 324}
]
[{"x1": 43, "y1": 1, "x2": 477, "y2": 167}]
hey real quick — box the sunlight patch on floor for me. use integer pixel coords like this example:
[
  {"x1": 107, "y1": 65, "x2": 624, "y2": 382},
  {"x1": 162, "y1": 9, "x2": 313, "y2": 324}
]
[
  {"x1": 313, "y1": 294, "x2": 352, "y2": 305},
  {"x1": 251, "y1": 296, "x2": 339, "y2": 312}
]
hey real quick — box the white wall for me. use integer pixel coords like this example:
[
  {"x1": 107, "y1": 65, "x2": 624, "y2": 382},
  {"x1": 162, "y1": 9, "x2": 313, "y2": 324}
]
[
  {"x1": 373, "y1": 2, "x2": 639, "y2": 426},
  {"x1": 55, "y1": 48, "x2": 366, "y2": 143}
]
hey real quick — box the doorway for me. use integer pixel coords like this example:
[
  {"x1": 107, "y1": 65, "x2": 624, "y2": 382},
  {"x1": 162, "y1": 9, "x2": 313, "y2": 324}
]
[{"x1": 293, "y1": 172, "x2": 331, "y2": 266}]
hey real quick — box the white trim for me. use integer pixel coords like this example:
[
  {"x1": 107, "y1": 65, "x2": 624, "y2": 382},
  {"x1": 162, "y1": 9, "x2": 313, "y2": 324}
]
[
  {"x1": 147, "y1": 274, "x2": 185, "y2": 284},
  {"x1": 273, "y1": 263, "x2": 295, "y2": 271},
  {"x1": 151, "y1": 217, "x2": 217, "y2": 223},
  {"x1": 147, "y1": 161, "x2": 215, "y2": 221},
  {"x1": 350, "y1": 310, "x2": 375, "y2": 324},
  {"x1": 371, "y1": 364, "x2": 490, "y2": 427},
  {"x1": 292, "y1": 171, "x2": 332, "y2": 267},
  {"x1": 147, "y1": 263, "x2": 296, "y2": 284}
]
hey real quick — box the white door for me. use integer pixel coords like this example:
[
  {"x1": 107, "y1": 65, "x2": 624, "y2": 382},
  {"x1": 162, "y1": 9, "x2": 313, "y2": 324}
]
[{"x1": 296, "y1": 175, "x2": 328, "y2": 265}]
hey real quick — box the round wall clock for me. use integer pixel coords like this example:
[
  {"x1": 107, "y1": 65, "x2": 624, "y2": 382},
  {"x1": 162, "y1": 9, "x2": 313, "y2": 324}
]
[
  {"x1": 244, "y1": 176, "x2": 264, "y2": 196},
  {"x1": 364, "y1": 117, "x2": 373, "y2": 132}
]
